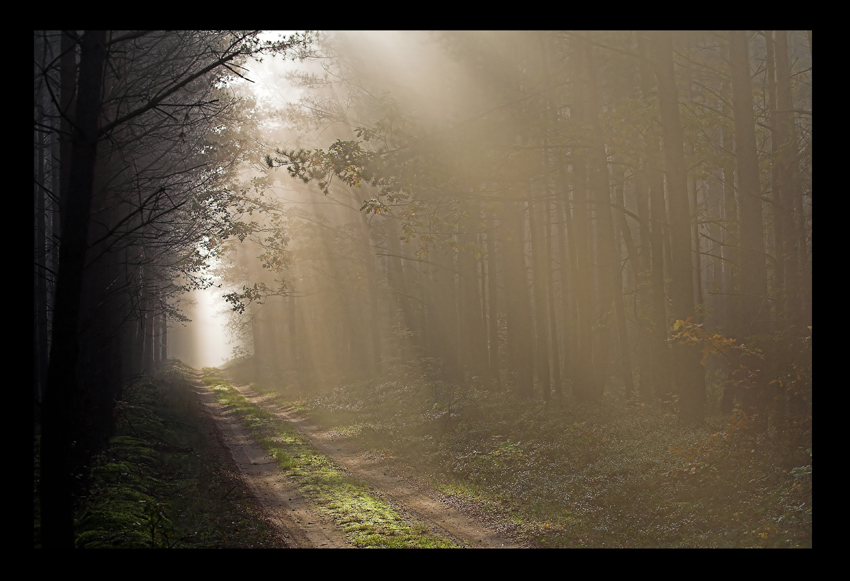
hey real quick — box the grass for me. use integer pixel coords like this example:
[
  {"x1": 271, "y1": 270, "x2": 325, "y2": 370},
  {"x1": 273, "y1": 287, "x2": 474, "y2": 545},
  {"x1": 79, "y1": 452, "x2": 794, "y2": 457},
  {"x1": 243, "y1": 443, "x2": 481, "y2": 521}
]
[
  {"x1": 201, "y1": 371, "x2": 460, "y2": 548},
  {"x1": 34, "y1": 360, "x2": 287, "y2": 549},
  {"x1": 232, "y1": 359, "x2": 812, "y2": 549}
]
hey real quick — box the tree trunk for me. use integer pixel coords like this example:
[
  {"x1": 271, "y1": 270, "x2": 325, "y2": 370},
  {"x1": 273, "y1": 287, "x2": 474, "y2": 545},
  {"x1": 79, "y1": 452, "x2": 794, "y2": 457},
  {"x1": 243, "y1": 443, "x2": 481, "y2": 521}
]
[
  {"x1": 486, "y1": 211, "x2": 501, "y2": 387},
  {"x1": 528, "y1": 191, "x2": 551, "y2": 401},
  {"x1": 502, "y1": 200, "x2": 534, "y2": 397},
  {"x1": 611, "y1": 161, "x2": 638, "y2": 400},
  {"x1": 729, "y1": 31, "x2": 769, "y2": 338},
  {"x1": 40, "y1": 29, "x2": 107, "y2": 549},
  {"x1": 569, "y1": 35, "x2": 597, "y2": 402},
  {"x1": 652, "y1": 31, "x2": 705, "y2": 423},
  {"x1": 458, "y1": 223, "x2": 489, "y2": 383},
  {"x1": 774, "y1": 30, "x2": 804, "y2": 332},
  {"x1": 585, "y1": 41, "x2": 628, "y2": 399},
  {"x1": 544, "y1": 197, "x2": 563, "y2": 401},
  {"x1": 637, "y1": 32, "x2": 672, "y2": 403}
]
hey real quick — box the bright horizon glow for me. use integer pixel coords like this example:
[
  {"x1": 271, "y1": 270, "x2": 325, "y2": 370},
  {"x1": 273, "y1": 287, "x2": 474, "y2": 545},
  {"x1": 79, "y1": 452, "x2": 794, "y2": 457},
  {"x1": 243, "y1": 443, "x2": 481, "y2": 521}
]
[{"x1": 169, "y1": 284, "x2": 237, "y2": 370}]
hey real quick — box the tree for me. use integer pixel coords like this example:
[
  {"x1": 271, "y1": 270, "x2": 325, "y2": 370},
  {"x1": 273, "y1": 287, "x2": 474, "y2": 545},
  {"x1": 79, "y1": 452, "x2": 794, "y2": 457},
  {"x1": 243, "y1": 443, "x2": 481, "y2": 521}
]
[
  {"x1": 728, "y1": 31, "x2": 769, "y2": 338},
  {"x1": 240, "y1": 30, "x2": 809, "y2": 427},
  {"x1": 35, "y1": 29, "x2": 312, "y2": 548},
  {"x1": 652, "y1": 31, "x2": 706, "y2": 423}
]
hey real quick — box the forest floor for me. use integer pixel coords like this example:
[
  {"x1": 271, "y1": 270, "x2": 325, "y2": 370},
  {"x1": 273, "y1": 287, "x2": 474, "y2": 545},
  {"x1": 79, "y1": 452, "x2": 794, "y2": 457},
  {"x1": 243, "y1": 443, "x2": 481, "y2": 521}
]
[
  {"x1": 55, "y1": 361, "x2": 809, "y2": 548},
  {"x1": 192, "y1": 371, "x2": 522, "y2": 548},
  {"x1": 211, "y1": 360, "x2": 812, "y2": 548}
]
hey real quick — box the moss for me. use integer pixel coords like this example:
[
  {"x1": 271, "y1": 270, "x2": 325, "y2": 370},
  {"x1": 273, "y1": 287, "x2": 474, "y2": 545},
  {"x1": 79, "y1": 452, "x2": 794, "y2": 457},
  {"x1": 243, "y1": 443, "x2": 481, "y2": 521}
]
[
  {"x1": 273, "y1": 371, "x2": 812, "y2": 548},
  {"x1": 34, "y1": 361, "x2": 288, "y2": 549},
  {"x1": 205, "y1": 373, "x2": 460, "y2": 548}
]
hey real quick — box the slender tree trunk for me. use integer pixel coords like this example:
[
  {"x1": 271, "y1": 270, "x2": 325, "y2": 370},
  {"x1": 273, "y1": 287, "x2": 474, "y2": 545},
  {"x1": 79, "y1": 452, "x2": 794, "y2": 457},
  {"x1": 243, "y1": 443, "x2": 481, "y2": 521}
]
[
  {"x1": 637, "y1": 32, "x2": 672, "y2": 403},
  {"x1": 34, "y1": 33, "x2": 48, "y2": 422},
  {"x1": 357, "y1": 211, "x2": 381, "y2": 376},
  {"x1": 720, "y1": 71, "x2": 741, "y2": 339},
  {"x1": 611, "y1": 161, "x2": 638, "y2": 400},
  {"x1": 528, "y1": 191, "x2": 551, "y2": 401},
  {"x1": 486, "y1": 211, "x2": 501, "y2": 387},
  {"x1": 160, "y1": 310, "x2": 168, "y2": 363},
  {"x1": 774, "y1": 30, "x2": 804, "y2": 332},
  {"x1": 633, "y1": 162, "x2": 655, "y2": 401},
  {"x1": 569, "y1": 35, "x2": 597, "y2": 402},
  {"x1": 684, "y1": 68, "x2": 705, "y2": 324},
  {"x1": 153, "y1": 310, "x2": 162, "y2": 369},
  {"x1": 538, "y1": 34, "x2": 563, "y2": 401},
  {"x1": 386, "y1": 215, "x2": 419, "y2": 348},
  {"x1": 766, "y1": 32, "x2": 786, "y2": 329},
  {"x1": 585, "y1": 41, "x2": 629, "y2": 399},
  {"x1": 458, "y1": 224, "x2": 490, "y2": 382},
  {"x1": 555, "y1": 193, "x2": 577, "y2": 396},
  {"x1": 652, "y1": 31, "x2": 705, "y2": 423},
  {"x1": 729, "y1": 31, "x2": 769, "y2": 338},
  {"x1": 774, "y1": 29, "x2": 809, "y2": 431},
  {"x1": 431, "y1": 244, "x2": 460, "y2": 382},
  {"x1": 705, "y1": 172, "x2": 724, "y2": 330},
  {"x1": 503, "y1": 200, "x2": 534, "y2": 397},
  {"x1": 544, "y1": 198, "x2": 563, "y2": 401}
]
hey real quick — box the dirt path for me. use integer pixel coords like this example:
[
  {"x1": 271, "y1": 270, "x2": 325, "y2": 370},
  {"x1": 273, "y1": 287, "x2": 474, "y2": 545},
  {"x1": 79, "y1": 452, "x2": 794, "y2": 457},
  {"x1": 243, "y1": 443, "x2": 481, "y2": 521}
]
[
  {"x1": 193, "y1": 375, "x2": 520, "y2": 548},
  {"x1": 193, "y1": 376, "x2": 351, "y2": 548}
]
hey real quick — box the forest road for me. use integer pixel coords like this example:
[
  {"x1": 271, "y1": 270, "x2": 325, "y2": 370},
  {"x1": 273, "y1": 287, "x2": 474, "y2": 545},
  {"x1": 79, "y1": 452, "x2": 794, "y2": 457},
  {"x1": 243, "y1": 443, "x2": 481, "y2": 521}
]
[
  {"x1": 193, "y1": 375, "x2": 521, "y2": 548},
  {"x1": 193, "y1": 374, "x2": 350, "y2": 548}
]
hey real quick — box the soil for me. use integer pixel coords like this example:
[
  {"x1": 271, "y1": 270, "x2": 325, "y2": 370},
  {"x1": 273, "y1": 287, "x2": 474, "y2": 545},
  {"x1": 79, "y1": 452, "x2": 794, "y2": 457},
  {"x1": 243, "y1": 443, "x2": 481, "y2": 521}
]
[{"x1": 192, "y1": 374, "x2": 521, "y2": 549}]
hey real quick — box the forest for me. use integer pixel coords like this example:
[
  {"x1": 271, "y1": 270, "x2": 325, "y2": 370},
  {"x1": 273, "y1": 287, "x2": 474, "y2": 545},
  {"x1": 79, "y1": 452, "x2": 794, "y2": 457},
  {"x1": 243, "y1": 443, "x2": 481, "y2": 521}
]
[{"x1": 34, "y1": 30, "x2": 812, "y2": 548}]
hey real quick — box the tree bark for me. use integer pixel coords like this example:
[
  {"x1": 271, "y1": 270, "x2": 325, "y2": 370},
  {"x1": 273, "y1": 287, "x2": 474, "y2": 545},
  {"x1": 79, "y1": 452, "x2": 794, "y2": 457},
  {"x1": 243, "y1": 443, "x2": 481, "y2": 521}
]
[
  {"x1": 652, "y1": 31, "x2": 705, "y2": 423},
  {"x1": 40, "y1": 30, "x2": 107, "y2": 549},
  {"x1": 637, "y1": 32, "x2": 672, "y2": 403},
  {"x1": 729, "y1": 31, "x2": 769, "y2": 338},
  {"x1": 774, "y1": 30, "x2": 804, "y2": 331},
  {"x1": 502, "y1": 200, "x2": 534, "y2": 397},
  {"x1": 568, "y1": 35, "x2": 597, "y2": 402},
  {"x1": 486, "y1": 211, "x2": 501, "y2": 387},
  {"x1": 528, "y1": 191, "x2": 551, "y2": 401}
]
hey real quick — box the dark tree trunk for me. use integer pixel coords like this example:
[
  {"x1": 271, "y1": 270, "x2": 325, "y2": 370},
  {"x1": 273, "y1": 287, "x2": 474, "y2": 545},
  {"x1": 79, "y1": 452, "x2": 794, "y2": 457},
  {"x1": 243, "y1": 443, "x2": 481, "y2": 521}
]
[
  {"x1": 652, "y1": 31, "x2": 705, "y2": 423},
  {"x1": 729, "y1": 31, "x2": 769, "y2": 338},
  {"x1": 543, "y1": 198, "x2": 563, "y2": 401},
  {"x1": 637, "y1": 32, "x2": 672, "y2": 403},
  {"x1": 585, "y1": 41, "x2": 629, "y2": 399},
  {"x1": 774, "y1": 30, "x2": 804, "y2": 332},
  {"x1": 486, "y1": 212, "x2": 501, "y2": 387},
  {"x1": 528, "y1": 191, "x2": 551, "y2": 401},
  {"x1": 34, "y1": 33, "x2": 48, "y2": 423},
  {"x1": 569, "y1": 35, "x2": 597, "y2": 402},
  {"x1": 40, "y1": 30, "x2": 107, "y2": 549},
  {"x1": 611, "y1": 161, "x2": 639, "y2": 400},
  {"x1": 555, "y1": 192, "x2": 577, "y2": 397},
  {"x1": 720, "y1": 67, "x2": 741, "y2": 338},
  {"x1": 458, "y1": 224, "x2": 489, "y2": 383},
  {"x1": 160, "y1": 310, "x2": 168, "y2": 363},
  {"x1": 502, "y1": 200, "x2": 534, "y2": 397}
]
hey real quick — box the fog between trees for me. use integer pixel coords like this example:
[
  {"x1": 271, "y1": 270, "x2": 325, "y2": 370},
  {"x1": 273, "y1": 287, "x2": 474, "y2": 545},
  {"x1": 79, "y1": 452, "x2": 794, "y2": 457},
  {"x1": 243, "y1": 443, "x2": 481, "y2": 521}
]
[
  {"x1": 216, "y1": 30, "x2": 811, "y2": 419},
  {"x1": 33, "y1": 31, "x2": 812, "y2": 548}
]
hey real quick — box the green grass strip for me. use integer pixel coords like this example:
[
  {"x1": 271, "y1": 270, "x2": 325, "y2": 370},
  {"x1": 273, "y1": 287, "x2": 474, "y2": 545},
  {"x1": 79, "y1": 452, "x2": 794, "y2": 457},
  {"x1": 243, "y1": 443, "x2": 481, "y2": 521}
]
[{"x1": 204, "y1": 374, "x2": 459, "y2": 548}]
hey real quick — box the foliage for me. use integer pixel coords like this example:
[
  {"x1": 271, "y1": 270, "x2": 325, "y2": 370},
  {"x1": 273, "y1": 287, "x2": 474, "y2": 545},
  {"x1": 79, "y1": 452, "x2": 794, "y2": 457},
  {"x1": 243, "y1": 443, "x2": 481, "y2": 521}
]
[
  {"x1": 669, "y1": 318, "x2": 753, "y2": 366},
  {"x1": 263, "y1": 363, "x2": 812, "y2": 548},
  {"x1": 34, "y1": 361, "x2": 286, "y2": 548}
]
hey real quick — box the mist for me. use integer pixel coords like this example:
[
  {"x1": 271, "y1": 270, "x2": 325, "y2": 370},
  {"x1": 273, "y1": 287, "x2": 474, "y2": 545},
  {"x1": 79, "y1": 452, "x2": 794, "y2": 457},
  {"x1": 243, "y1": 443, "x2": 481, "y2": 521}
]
[
  {"x1": 208, "y1": 30, "x2": 811, "y2": 412},
  {"x1": 34, "y1": 31, "x2": 812, "y2": 548}
]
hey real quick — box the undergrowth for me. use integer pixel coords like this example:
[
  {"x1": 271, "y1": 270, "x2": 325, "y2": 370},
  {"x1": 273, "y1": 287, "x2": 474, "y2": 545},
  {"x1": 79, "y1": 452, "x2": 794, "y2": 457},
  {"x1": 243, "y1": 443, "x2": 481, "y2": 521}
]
[
  {"x1": 34, "y1": 360, "x2": 286, "y2": 549},
  {"x1": 240, "y1": 360, "x2": 812, "y2": 548}
]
